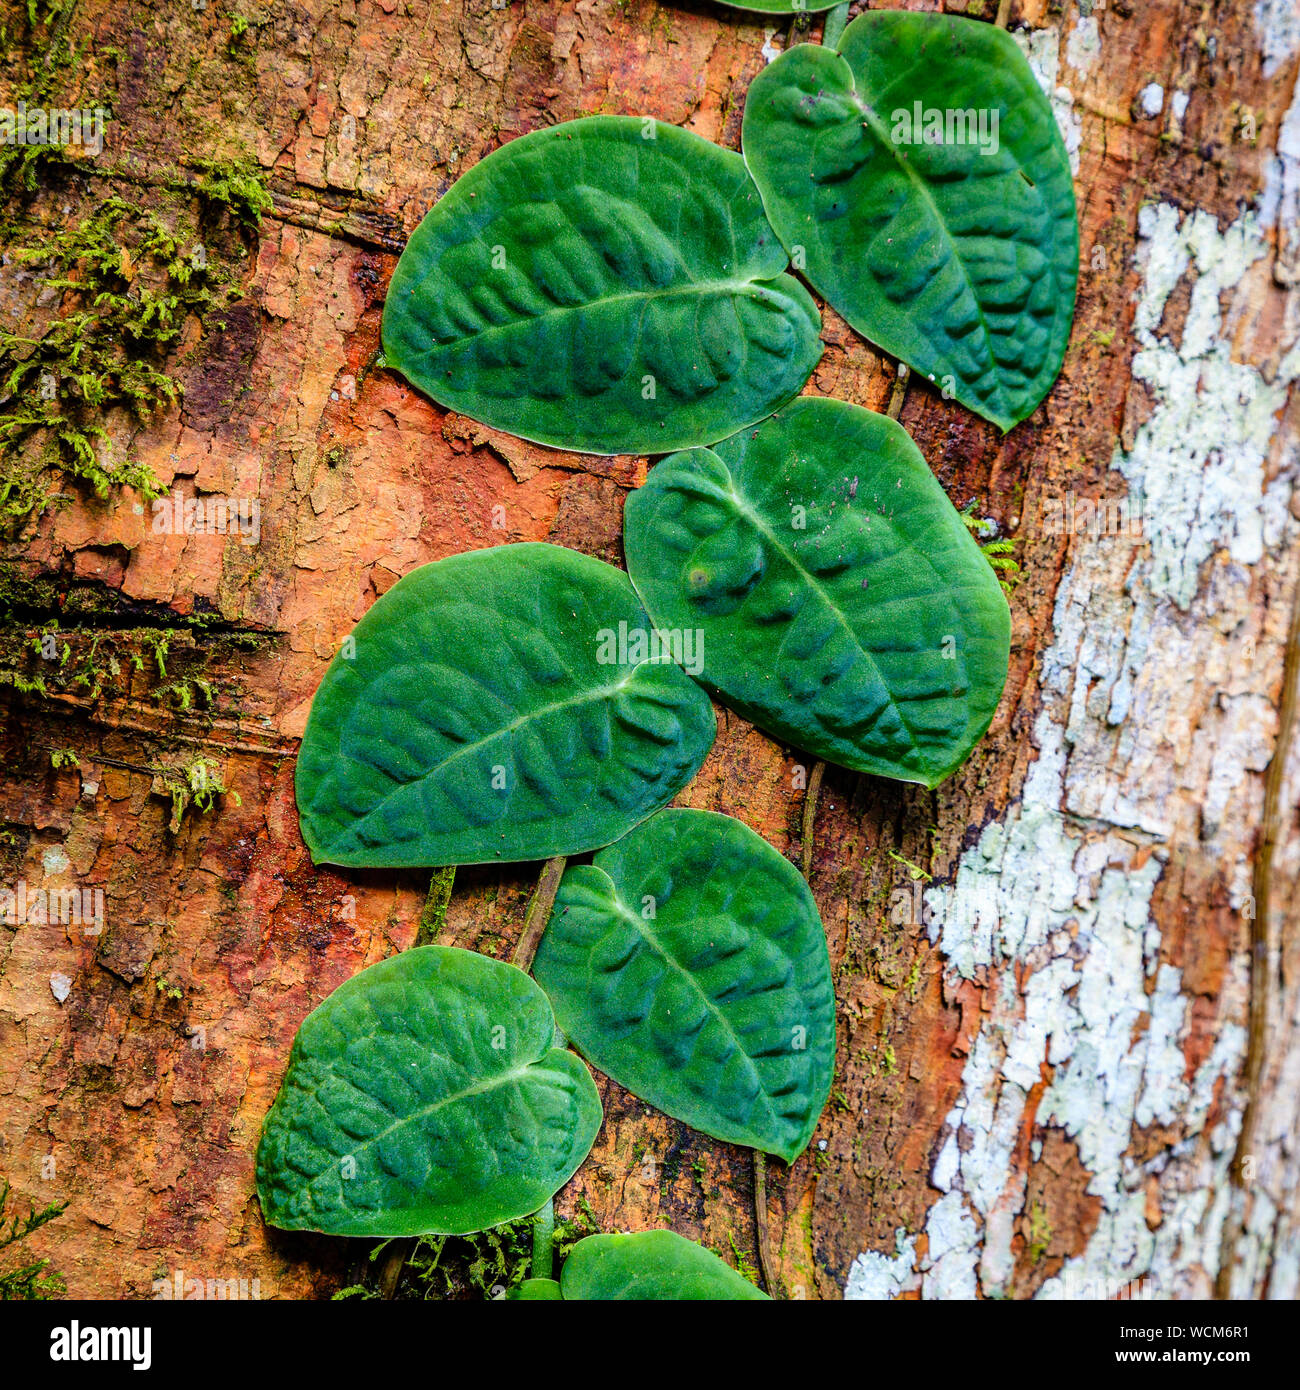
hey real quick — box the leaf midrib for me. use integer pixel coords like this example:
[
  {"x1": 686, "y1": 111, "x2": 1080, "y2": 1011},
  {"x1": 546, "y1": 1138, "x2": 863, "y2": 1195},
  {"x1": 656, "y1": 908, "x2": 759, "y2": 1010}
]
[
  {"x1": 685, "y1": 465, "x2": 936, "y2": 747},
  {"x1": 844, "y1": 79, "x2": 1011, "y2": 419},
  {"x1": 603, "y1": 886, "x2": 792, "y2": 1143},
  {"x1": 422, "y1": 278, "x2": 788, "y2": 355},
  {"x1": 299, "y1": 1055, "x2": 559, "y2": 1203},
  {"x1": 332, "y1": 661, "x2": 657, "y2": 845}
]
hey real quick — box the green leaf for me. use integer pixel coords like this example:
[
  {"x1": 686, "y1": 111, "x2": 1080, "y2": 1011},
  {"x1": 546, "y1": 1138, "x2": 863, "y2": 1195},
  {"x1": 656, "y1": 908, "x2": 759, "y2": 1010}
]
[
  {"x1": 382, "y1": 115, "x2": 822, "y2": 454},
  {"x1": 504, "y1": 1278, "x2": 562, "y2": 1300},
  {"x1": 296, "y1": 543, "x2": 716, "y2": 868},
  {"x1": 742, "y1": 13, "x2": 1078, "y2": 430},
  {"x1": 561, "y1": 1231, "x2": 769, "y2": 1300},
  {"x1": 256, "y1": 946, "x2": 602, "y2": 1237},
  {"x1": 533, "y1": 808, "x2": 833, "y2": 1162},
  {"x1": 623, "y1": 398, "x2": 1010, "y2": 787}
]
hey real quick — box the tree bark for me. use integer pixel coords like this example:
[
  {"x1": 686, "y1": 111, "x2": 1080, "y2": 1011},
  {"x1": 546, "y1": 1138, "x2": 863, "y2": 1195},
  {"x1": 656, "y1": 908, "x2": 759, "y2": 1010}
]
[{"x1": 1, "y1": 0, "x2": 1297, "y2": 1300}]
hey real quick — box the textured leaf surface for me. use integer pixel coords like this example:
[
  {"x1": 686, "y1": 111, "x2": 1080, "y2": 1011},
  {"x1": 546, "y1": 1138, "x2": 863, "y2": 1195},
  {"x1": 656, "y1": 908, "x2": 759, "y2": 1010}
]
[
  {"x1": 533, "y1": 808, "x2": 833, "y2": 1162},
  {"x1": 296, "y1": 543, "x2": 716, "y2": 868},
  {"x1": 742, "y1": 13, "x2": 1078, "y2": 430},
  {"x1": 562, "y1": 1231, "x2": 769, "y2": 1300},
  {"x1": 382, "y1": 116, "x2": 822, "y2": 454},
  {"x1": 256, "y1": 947, "x2": 602, "y2": 1237},
  {"x1": 623, "y1": 398, "x2": 1010, "y2": 786}
]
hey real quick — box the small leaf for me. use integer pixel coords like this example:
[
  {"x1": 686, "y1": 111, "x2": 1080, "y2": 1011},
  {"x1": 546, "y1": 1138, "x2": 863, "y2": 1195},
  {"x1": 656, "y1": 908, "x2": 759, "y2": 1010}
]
[
  {"x1": 533, "y1": 808, "x2": 834, "y2": 1163},
  {"x1": 561, "y1": 1231, "x2": 769, "y2": 1301},
  {"x1": 256, "y1": 946, "x2": 602, "y2": 1237},
  {"x1": 382, "y1": 116, "x2": 822, "y2": 454},
  {"x1": 296, "y1": 543, "x2": 716, "y2": 867},
  {"x1": 504, "y1": 1278, "x2": 562, "y2": 1300},
  {"x1": 742, "y1": 12, "x2": 1078, "y2": 430},
  {"x1": 623, "y1": 398, "x2": 1010, "y2": 787}
]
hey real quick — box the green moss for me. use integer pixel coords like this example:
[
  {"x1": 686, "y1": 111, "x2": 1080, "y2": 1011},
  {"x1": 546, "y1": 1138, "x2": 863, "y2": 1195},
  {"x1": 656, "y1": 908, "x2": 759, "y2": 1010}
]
[
  {"x1": 152, "y1": 755, "x2": 240, "y2": 834},
  {"x1": 0, "y1": 1178, "x2": 66, "y2": 1300},
  {"x1": 1026, "y1": 1200, "x2": 1052, "y2": 1264},
  {"x1": 886, "y1": 849, "x2": 932, "y2": 883},
  {"x1": 335, "y1": 1201, "x2": 601, "y2": 1301},
  {"x1": 959, "y1": 501, "x2": 1022, "y2": 595}
]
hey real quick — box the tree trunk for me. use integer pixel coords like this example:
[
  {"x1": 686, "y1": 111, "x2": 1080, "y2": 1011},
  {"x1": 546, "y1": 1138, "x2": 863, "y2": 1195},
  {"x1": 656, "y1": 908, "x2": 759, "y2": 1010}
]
[{"x1": 1, "y1": 0, "x2": 1297, "y2": 1300}]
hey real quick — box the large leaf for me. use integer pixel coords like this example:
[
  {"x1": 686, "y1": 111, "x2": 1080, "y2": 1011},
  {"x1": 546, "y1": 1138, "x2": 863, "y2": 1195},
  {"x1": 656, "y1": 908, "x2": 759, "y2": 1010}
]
[
  {"x1": 533, "y1": 808, "x2": 833, "y2": 1162},
  {"x1": 296, "y1": 543, "x2": 716, "y2": 868},
  {"x1": 624, "y1": 398, "x2": 1010, "y2": 786},
  {"x1": 561, "y1": 1231, "x2": 769, "y2": 1300},
  {"x1": 742, "y1": 12, "x2": 1078, "y2": 430},
  {"x1": 382, "y1": 115, "x2": 822, "y2": 454},
  {"x1": 256, "y1": 946, "x2": 602, "y2": 1237}
]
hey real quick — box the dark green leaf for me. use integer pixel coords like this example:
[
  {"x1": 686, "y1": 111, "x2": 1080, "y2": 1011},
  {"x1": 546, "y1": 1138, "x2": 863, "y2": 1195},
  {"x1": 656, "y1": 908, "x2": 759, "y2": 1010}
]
[
  {"x1": 296, "y1": 543, "x2": 716, "y2": 868},
  {"x1": 561, "y1": 1231, "x2": 769, "y2": 1300},
  {"x1": 256, "y1": 946, "x2": 602, "y2": 1237},
  {"x1": 742, "y1": 13, "x2": 1078, "y2": 430},
  {"x1": 533, "y1": 808, "x2": 833, "y2": 1162},
  {"x1": 382, "y1": 116, "x2": 822, "y2": 454},
  {"x1": 623, "y1": 398, "x2": 1010, "y2": 786}
]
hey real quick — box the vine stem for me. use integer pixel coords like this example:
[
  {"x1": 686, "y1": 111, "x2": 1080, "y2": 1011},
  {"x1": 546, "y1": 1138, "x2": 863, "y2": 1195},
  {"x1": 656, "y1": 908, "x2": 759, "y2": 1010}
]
[
  {"x1": 531, "y1": 1197, "x2": 556, "y2": 1280},
  {"x1": 886, "y1": 361, "x2": 910, "y2": 421},
  {"x1": 511, "y1": 855, "x2": 567, "y2": 972},
  {"x1": 415, "y1": 865, "x2": 456, "y2": 947},
  {"x1": 821, "y1": 1, "x2": 850, "y2": 49},
  {"x1": 801, "y1": 759, "x2": 826, "y2": 881},
  {"x1": 994, "y1": 0, "x2": 1012, "y2": 29},
  {"x1": 753, "y1": 1151, "x2": 777, "y2": 1295}
]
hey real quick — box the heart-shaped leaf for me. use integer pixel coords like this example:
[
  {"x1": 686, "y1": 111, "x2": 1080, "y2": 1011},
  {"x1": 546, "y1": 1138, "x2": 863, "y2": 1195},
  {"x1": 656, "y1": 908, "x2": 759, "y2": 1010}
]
[
  {"x1": 742, "y1": 12, "x2": 1078, "y2": 430},
  {"x1": 382, "y1": 116, "x2": 822, "y2": 454},
  {"x1": 533, "y1": 808, "x2": 833, "y2": 1163},
  {"x1": 256, "y1": 946, "x2": 602, "y2": 1237},
  {"x1": 623, "y1": 398, "x2": 1010, "y2": 786},
  {"x1": 296, "y1": 543, "x2": 716, "y2": 868},
  {"x1": 561, "y1": 1230, "x2": 769, "y2": 1300}
]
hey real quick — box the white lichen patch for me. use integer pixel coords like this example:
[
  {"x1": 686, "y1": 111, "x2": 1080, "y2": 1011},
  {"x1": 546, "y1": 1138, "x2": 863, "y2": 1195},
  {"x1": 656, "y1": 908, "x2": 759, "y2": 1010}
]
[
  {"x1": 844, "y1": 201, "x2": 1294, "y2": 1300},
  {"x1": 844, "y1": 1229, "x2": 920, "y2": 1301},
  {"x1": 1065, "y1": 15, "x2": 1101, "y2": 76},
  {"x1": 1256, "y1": 0, "x2": 1300, "y2": 78},
  {"x1": 1139, "y1": 83, "x2": 1165, "y2": 118},
  {"x1": 1014, "y1": 26, "x2": 1083, "y2": 175},
  {"x1": 1118, "y1": 205, "x2": 1298, "y2": 612}
]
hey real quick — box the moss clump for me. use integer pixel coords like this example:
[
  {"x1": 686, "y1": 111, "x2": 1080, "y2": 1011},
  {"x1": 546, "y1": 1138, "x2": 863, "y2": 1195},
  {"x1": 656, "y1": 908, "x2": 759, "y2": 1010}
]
[
  {"x1": 0, "y1": 1179, "x2": 66, "y2": 1301},
  {"x1": 335, "y1": 1203, "x2": 602, "y2": 1301},
  {"x1": 959, "y1": 501, "x2": 1021, "y2": 595},
  {"x1": 151, "y1": 754, "x2": 240, "y2": 833},
  {"x1": 0, "y1": 184, "x2": 266, "y2": 518}
]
